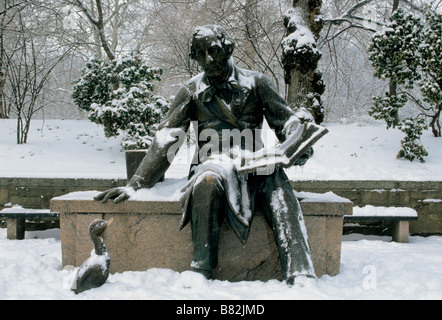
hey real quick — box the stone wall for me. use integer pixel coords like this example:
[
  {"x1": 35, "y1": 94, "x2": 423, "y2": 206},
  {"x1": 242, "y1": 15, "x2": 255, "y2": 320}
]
[
  {"x1": 294, "y1": 180, "x2": 442, "y2": 234},
  {"x1": 1, "y1": 178, "x2": 441, "y2": 234},
  {"x1": 0, "y1": 178, "x2": 126, "y2": 210}
]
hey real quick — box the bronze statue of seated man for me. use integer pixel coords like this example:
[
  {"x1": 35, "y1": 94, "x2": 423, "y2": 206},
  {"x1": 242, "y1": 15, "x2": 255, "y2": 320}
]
[{"x1": 95, "y1": 25, "x2": 322, "y2": 285}]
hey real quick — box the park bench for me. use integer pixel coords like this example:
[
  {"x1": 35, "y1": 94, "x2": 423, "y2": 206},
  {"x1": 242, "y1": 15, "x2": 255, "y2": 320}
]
[
  {"x1": 344, "y1": 205, "x2": 418, "y2": 243},
  {"x1": 0, "y1": 205, "x2": 60, "y2": 240}
]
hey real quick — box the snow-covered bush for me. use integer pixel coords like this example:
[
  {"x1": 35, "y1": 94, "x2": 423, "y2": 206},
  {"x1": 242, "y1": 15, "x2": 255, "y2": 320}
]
[
  {"x1": 397, "y1": 116, "x2": 428, "y2": 162},
  {"x1": 370, "y1": 93, "x2": 408, "y2": 128},
  {"x1": 369, "y1": 10, "x2": 422, "y2": 88},
  {"x1": 368, "y1": 6, "x2": 441, "y2": 162},
  {"x1": 72, "y1": 53, "x2": 170, "y2": 150}
]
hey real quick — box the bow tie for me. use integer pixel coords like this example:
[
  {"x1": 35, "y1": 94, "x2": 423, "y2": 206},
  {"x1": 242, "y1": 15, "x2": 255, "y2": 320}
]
[{"x1": 201, "y1": 80, "x2": 242, "y2": 103}]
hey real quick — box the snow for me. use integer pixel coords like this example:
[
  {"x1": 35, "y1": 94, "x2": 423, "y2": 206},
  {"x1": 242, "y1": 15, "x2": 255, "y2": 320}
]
[
  {"x1": 74, "y1": 249, "x2": 109, "y2": 282},
  {"x1": 422, "y1": 199, "x2": 442, "y2": 203},
  {"x1": 281, "y1": 8, "x2": 320, "y2": 57},
  {"x1": 52, "y1": 180, "x2": 188, "y2": 202},
  {"x1": 0, "y1": 119, "x2": 127, "y2": 179},
  {"x1": 351, "y1": 205, "x2": 417, "y2": 218},
  {"x1": 193, "y1": 26, "x2": 217, "y2": 39},
  {"x1": 282, "y1": 26, "x2": 317, "y2": 50},
  {"x1": 155, "y1": 127, "x2": 185, "y2": 148},
  {"x1": 0, "y1": 228, "x2": 440, "y2": 300},
  {"x1": 1, "y1": 119, "x2": 441, "y2": 181},
  {"x1": 1, "y1": 118, "x2": 442, "y2": 299},
  {"x1": 270, "y1": 187, "x2": 316, "y2": 278},
  {"x1": 286, "y1": 122, "x2": 442, "y2": 181},
  {"x1": 295, "y1": 191, "x2": 352, "y2": 203},
  {"x1": 130, "y1": 179, "x2": 186, "y2": 201},
  {"x1": 182, "y1": 157, "x2": 254, "y2": 227},
  {"x1": 0, "y1": 204, "x2": 50, "y2": 214},
  {"x1": 53, "y1": 187, "x2": 350, "y2": 207},
  {"x1": 53, "y1": 190, "x2": 104, "y2": 201}
]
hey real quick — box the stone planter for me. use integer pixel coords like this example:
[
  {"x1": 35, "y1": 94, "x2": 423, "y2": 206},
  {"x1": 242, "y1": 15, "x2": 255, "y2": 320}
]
[{"x1": 124, "y1": 150, "x2": 147, "y2": 181}]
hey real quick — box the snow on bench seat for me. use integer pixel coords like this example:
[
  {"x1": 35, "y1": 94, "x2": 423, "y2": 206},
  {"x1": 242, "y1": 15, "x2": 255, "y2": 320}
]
[
  {"x1": 0, "y1": 205, "x2": 59, "y2": 240},
  {"x1": 0, "y1": 205, "x2": 57, "y2": 218},
  {"x1": 345, "y1": 205, "x2": 418, "y2": 221},
  {"x1": 344, "y1": 205, "x2": 418, "y2": 243}
]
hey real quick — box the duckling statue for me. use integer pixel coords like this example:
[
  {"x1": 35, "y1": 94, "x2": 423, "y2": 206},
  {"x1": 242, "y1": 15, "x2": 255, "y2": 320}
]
[{"x1": 71, "y1": 218, "x2": 114, "y2": 294}]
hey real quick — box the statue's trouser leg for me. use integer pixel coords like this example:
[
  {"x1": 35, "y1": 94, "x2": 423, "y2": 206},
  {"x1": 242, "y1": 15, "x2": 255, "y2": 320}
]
[
  {"x1": 254, "y1": 170, "x2": 316, "y2": 279},
  {"x1": 190, "y1": 173, "x2": 226, "y2": 278}
]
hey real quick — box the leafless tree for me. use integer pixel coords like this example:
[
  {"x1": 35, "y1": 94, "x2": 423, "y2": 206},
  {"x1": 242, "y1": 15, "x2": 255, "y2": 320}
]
[
  {"x1": 69, "y1": 0, "x2": 118, "y2": 60},
  {"x1": 317, "y1": 0, "x2": 427, "y2": 122},
  {"x1": 0, "y1": 1, "x2": 28, "y2": 119},
  {"x1": 147, "y1": 0, "x2": 287, "y2": 94},
  {"x1": 0, "y1": 6, "x2": 9, "y2": 119},
  {"x1": 2, "y1": 1, "x2": 73, "y2": 143},
  {"x1": 68, "y1": 0, "x2": 145, "y2": 61},
  {"x1": 2, "y1": 0, "x2": 433, "y2": 126}
]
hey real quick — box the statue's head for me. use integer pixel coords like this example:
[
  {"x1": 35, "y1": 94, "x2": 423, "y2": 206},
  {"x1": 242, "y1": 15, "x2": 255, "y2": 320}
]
[{"x1": 189, "y1": 25, "x2": 235, "y2": 79}]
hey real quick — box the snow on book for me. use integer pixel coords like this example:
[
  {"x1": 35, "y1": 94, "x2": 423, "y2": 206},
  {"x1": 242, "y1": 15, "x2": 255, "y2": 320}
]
[{"x1": 236, "y1": 122, "x2": 328, "y2": 176}]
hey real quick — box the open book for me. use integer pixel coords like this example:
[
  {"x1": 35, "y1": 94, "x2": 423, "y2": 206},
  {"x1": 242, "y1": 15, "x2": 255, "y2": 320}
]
[{"x1": 236, "y1": 122, "x2": 328, "y2": 175}]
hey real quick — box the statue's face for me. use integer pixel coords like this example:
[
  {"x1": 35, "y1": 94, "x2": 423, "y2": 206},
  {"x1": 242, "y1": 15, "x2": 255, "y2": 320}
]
[{"x1": 192, "y1": 34, "x2": 230, "y2": 78}]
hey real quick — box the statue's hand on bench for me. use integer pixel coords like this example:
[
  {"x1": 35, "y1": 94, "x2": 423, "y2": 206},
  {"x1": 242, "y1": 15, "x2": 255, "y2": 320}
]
[{"x1": 94, "y1": 187, "x2": 134, "y2": 204}]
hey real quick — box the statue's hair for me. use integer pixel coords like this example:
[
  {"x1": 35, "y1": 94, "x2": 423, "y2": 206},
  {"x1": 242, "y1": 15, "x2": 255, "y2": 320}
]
[{"x1": 189, "y1": 25, "x2": 235, "y2": 60}]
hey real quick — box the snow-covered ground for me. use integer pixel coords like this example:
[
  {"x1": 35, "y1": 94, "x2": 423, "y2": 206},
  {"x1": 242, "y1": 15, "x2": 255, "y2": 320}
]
[
  {"x1": 1, "y1": 118, "x2": 441, "y2": 181},
  {"x1": 1, "y1": 118, "x2": 441, "y2": 300},
  {"x1": 0, "y1": 228, "x2": 440, "y2": 300}
]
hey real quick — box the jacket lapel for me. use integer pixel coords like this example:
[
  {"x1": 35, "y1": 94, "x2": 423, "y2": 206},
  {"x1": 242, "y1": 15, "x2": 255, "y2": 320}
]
[
  {"x1": 213, "y1": 95, "x2": 241, "y2": 128},
  {"x1": 197, "y1": 67, "x2": 253, "y2": 129}
]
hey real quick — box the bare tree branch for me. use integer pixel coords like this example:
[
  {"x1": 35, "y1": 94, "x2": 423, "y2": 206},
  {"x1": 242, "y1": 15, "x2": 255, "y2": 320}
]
[
  {"x1": 71, "y1": 0, "x2": 116, "y2": 60},
  {"x1": 323, "y1": 0, "x2": 423, "y2": 31},
  {"x1": 73, "y1": 0, "x2": 99, "y2": 26}
]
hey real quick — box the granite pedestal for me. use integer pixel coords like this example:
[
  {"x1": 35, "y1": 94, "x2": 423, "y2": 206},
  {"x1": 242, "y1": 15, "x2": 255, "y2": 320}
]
[{"x1": 50, "y1": 190, "x2": 352, "y2": 281}]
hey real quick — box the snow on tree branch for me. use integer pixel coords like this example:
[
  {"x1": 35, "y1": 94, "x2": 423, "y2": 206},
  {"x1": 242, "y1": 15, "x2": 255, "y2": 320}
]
[
  {"x1": 73, "y1": 0, "x2": 100, "y2": 26},
  {"x1": 323, "y1": 0, "x2": 424, "y2": 32}
]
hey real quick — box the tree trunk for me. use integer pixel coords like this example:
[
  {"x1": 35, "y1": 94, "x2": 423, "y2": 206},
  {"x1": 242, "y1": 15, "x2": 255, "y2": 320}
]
[
  {"x1": 111, "y1": 0, "x2": 121, "y2": 53},
  {"x1": 95, "y1": 0, "x2": 116, "y2": 61},
  {"x1": 75, "y1": 0, "x2": 116, "y2": 61},
  {"x1": 90, "y1": 0, "x2": 102, "y2": 59},
  {"x1": 389, "y1": 0, "x2": 400, "y2": 127},
  {"x1": 0, "y1": 3, "x2": 8, "y2": 119},
  {"x1": 282, "y1": 0, "x2": 325, "y2": 124},
  {"x1": 0, "y1": 52, "x2": 7, "y2": 119},
  {"x1": 243, "y1": 0, "x2": 258, "y2": 70},
  {"x1": 430, "y1": 105, "x2": 441, "y2": 137}
]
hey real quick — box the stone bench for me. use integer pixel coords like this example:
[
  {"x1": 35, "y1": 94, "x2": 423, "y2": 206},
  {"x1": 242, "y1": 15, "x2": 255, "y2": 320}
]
[
  {"x1": 0, "y1": 205, "x2": 60, "y2": 240},
  {"x1": 50, "y1": 187, "x2": 352, "y2": 281},
  {"x1": 344, "y1": 205, "x2": 418, "y2": 243}
]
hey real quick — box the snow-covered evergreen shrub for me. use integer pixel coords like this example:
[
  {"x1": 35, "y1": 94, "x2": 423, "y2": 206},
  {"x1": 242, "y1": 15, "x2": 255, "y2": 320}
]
[
  {"x1": 397, "y1": 116, "x2": 428, "y2": 163},
  {"x1": 369, "y1": 10, "x2": 422, "y2": 87},
  {"x1": 72, "y1": 53, "x2": 170, "y2": 150},
  {"x1": 370, "y1": 93, "x2": 408, "y2": 128},
  {"x1": 368, "y1": 7, "x2": 441, "y2": 162}
]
